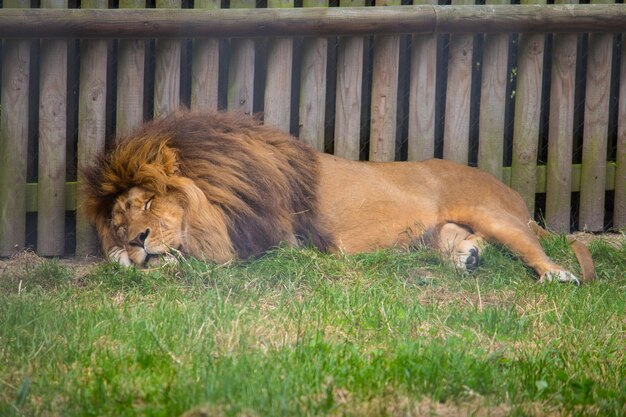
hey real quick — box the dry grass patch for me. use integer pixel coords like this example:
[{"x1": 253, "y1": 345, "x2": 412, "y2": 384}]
[{"x1": 311, "y1": 389, "x2": 512, "y2": 417}]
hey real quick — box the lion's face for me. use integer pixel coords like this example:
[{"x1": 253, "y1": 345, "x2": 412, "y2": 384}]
[{"x1": 110, "y1": 187, "x2": 185, "y2": 265}]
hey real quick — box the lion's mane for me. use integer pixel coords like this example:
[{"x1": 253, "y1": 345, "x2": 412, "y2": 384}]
[{"x1": 82, "y1": 110, "x2": 335, "y2": 259}]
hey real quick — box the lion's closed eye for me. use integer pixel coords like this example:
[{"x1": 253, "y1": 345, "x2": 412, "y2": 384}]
[{"x1": 144, "y1": 196, "x2": 154, "y2": 211}]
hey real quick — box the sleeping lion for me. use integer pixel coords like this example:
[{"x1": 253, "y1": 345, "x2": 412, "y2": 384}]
[{"x1": 83, "y1": 110, "x2": 594, "y2": 284}]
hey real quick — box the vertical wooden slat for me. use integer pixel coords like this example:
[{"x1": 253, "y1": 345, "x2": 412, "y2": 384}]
[
  {"x1": 510, "y1": 0, "x2": 546, "y2": 214},
  {"x1": 227, "y1": 0, "x2": 256, "y2": 115},
  {"x1": 191, "y1": 0, "x2": 221, "y2": 112},
  {"x1": 0, "y1": 0, "x2": 30, "y2": 256},
  {"x1": 154, "y1": 0, "x2": 181, "y2": 118},
  {"x1": 545, "y1": 36, "x2": 576, "y2": 233},
  {"x1": 369, "y1": 0, "x2": 401, "y2": 162},
  {"x1": 614, "y1": 35, "x2": 626, "y2": 229},
  {"x1": 443, "y1": 0, "x2": 475, "y2": 165},
  {"x1": 407, "y1": 0, "x2": 437, "y2": 162},
  {"x1": 299, "y1": 0, "x2": 329, "y2": 151},
  {"x1": 38, "y1": 0, "x2": 68, "y2": 256},
  {"x1": 76, "y1": 0, "x2": 108, "y2": 257},
  {"x1": 477, "y1": 0, "x2": 509, "y2": 180},
  {"x1": 579, "y1": 0, "x2": 614, "y2": 231},
  {"x1": 334, "y1": 0, "x2": 366, "y2": 160},
  {"x1": 264, "y1": 0, "x2": 294, "y2": 131},
  {"x1": 546, "y1": 2, "x2": 578, "y2": 232},
  {"x1": 116, "y1": 0, "x2": 146, "y2": 136}
]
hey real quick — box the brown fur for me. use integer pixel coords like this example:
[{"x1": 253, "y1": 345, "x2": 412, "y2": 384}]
[{"x1": 82, "y1": 110, "x2": 594, "y2": 283}]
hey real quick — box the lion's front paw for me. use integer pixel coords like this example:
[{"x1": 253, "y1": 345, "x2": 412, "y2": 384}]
[
  {"x1": 108, "y1": 246, "x2": 132, "y2": 267},
  {"x1": 539, "y1": 270, "x2": 580, "y2": 285}
]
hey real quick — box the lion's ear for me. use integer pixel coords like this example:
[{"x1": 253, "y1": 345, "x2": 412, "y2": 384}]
[
  {"x1": 157, "y1": 144, "x2": 180, "y2": 176},
  {"x1": 131, "y1": 143, "x2": 181, "y2": 194}
]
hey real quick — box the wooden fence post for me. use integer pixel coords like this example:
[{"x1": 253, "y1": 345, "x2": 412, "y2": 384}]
[
  {"x1": 76, "y1": 0, "x2": 109, "y2": 257},
  {"x1": 545, "y1": 35, "x2": 576, "y2": 232},
  {"x1": 334, "y1": 0, "x2": 366, "y2": 160},
  {"x1": 510, "y1": 0, "x2": 547, "y2": 215},
  {"x1": 615, "y1": 35, "x2": 626, "y2": 230},
  {"x1": 579, "y1": 0, "x2": 614, "y2": 231},
  {"x1": 264, "y1": 0, "x2": 294, "y2": 132},
  {"x1": 408, "y1": 0, "x2": 437, "y2": 162},
  {"x1": 0, "y1": 0, "x2": 30, "y2": 257},
  {"x1": 546, "y1": 0, "x2": 579, "y2": 233},
  {"x1": 116, "y1": 0, "x2": 146, "y2": 136},
  {"x1": 154, "y1": 0, "x2": 182, "y2": 118},
  {"x1": 443, "y1": 0, "x2": 475, "y2": 165},
  {"x1": 369, "y1": 0, "x2": 401, "y2": 162},
  {"x1": 298, "y1": 0, "x2": 329, "y2": 151},
  {"x1": 191, "y1": 0, "x2": 221, "y2": 111},
  {"x1": 37, "y1": 0, "x2": 68, "y2": 256},
  {"x1": 477, "y1": 0, "x2": 510, "y2": 180},
  {"x1": 227, "y1": 0, "x2": 256, "y2": 115}
]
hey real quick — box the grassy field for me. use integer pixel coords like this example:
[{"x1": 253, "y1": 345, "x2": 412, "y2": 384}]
[{"x1": 1, "y1": 235, "x2": 624, "y2": 417}]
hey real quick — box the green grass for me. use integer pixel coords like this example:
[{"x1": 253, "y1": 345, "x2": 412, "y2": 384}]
[{"x1": 1, "y1": 236, "x2": 625, "y2": 417}]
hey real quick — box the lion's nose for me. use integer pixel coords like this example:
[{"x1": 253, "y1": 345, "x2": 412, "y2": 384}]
[{"x1": 129, "y1": 229, "x2": 150, "y2": 247}]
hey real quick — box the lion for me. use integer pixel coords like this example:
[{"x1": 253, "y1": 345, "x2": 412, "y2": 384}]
[{"x1": 82, "y1": 110, "x2": 595, "y2": 284}]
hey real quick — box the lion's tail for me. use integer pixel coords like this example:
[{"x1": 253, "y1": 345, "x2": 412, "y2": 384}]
[{"x1": 529, "y1": 221, "x2": 596, "y2": 283}]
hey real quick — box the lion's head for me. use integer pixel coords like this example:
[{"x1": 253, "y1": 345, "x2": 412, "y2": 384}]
[
  {"x1": 110, "y1": 186, "x2": 184, "y2": 265},
  {"x1": 82, "y1": 110, "x2": 334, "y2": 266}
]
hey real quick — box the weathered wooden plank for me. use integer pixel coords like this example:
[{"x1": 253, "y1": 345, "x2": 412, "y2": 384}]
[
  {"x1": 191, "y1": 0, "x2": 221, "y2": 111},
  {"x1": 0, "y1": 0, "x2": 31, "y2": 257},
  {"x1": 3, "y1": 6, "x2": 626, "y2": 38},
  {"x1": 369, "y1": 0, "x2": 401, "y2": 162},
  {"x1": 26, "y1": 183, "x2": 77, "y2": 213},
  {"x1": 0, "y1": 1, "x2": 31, "y2": 12},
  {"x1": 407, "y1": 0, "x2": 437, "y2": 162},
  {"x1": 503, "y1": 162, "x2": 616, "y2": 194},
  {"x1": 116, "y1": 0, "x2": 145, "y2": 136},
  {"x1": 334, "y1": 0, "x2": 366, "y2": 160},
  {"x1": 227, "y1": 0, "x2": 256, "y2": 115},
  {"x1": 298, "y1": 0, "x2": 329, "y2": 152},
  {"x1": 545, "y1": 31, "x2": 578, "y2": 233},
  {"x1": 579, "y1": 31, "x2": 613, "y2": 230},
  {"x1": 38, "y1": 0, "x2": 68, "y2": 256},
  {"x1": 154, "y1": 0, "x2": 182, "y2": 118},
  {"x1": 264, "y1": 0, "x2": 294, "y2": 131},
  {"x1": 477, "y1": 0, "x2": 510, "y2": 180},
  {"x1": 76, "y1": 0, "x2": 108, "y2": 257},
  {"x1": 615, "y1": 35, "x2": 626, "y2": 229},
  {"x1": 510, "y1": 0, "x2": 546, "y2": 214},
  {"x1": 443, "y1": 0, "x2": 475, "y2": 165},
  {"x1": 227, "y1": 39, "x2": 255, "y2": 114}
]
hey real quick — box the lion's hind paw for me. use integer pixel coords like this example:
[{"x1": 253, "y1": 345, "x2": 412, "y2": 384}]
[
  {"x1": 464, "y1": 247, "x2": 480, "y2": 272},
  {"x1": 455, "y1": 246, "x2": 480, "y2": 273},
  {"x1": 539, "y1": 270, "x2": 580, "y2": 286}
]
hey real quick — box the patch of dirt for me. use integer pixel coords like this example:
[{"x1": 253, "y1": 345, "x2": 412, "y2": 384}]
[
  {"x1": 0, "y1": 250, "x2": 47, "y2": 276},
  {"x1": 0, "y1": 250, "x2": 100, "y2": 292},
  {"x1": 414, "y1": 285, "x2": 517, "y2": 310},
  {"x1": 322, "y1": 390, "x2": 512, "y2": 417},
  {"x1": 179, "y1": 405, "x2": 258, "y2": 417}
]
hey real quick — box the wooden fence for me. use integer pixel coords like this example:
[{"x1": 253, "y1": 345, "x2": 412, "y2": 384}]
[{"x1": 0, "y1": 2, "x2": 625, "y2": 258}]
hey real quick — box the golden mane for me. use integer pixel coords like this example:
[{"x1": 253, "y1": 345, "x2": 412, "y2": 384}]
[{"x1": 82, "y1": 110, "x2": 335, "y2": 259}]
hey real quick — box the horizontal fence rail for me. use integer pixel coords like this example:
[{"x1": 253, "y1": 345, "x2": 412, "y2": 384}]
[
  {"x1": 0, "y1": 3, "x2": 625, "y2": 258},
  {"x1": 0, "y1": 5, "x2": 626, "y2": 38}
]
